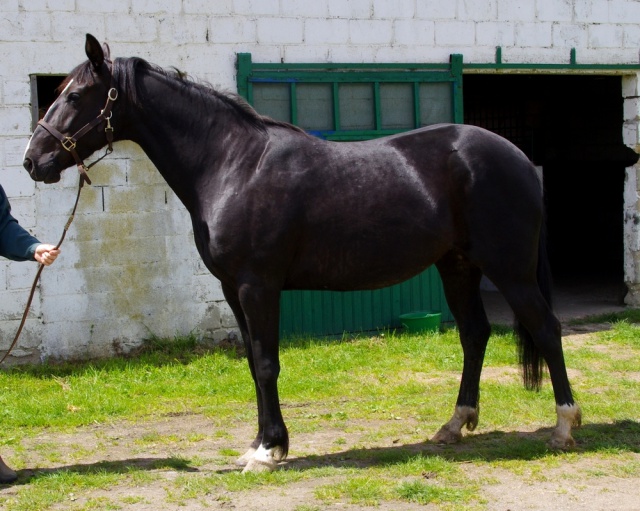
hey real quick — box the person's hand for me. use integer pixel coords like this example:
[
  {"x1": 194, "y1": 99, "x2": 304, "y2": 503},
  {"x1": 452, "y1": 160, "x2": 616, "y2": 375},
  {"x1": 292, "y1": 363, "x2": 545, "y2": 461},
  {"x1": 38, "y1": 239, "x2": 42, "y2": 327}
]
[{"x1": 34, "y1": 244, "x2": 60, "y2": 266}]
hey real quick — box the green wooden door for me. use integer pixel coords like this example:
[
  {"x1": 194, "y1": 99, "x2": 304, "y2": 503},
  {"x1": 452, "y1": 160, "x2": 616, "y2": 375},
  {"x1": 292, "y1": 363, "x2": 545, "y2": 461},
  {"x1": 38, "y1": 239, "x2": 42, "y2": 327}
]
[{"x1": 237, "y1": 55, "x2": 463, "y2": 336}]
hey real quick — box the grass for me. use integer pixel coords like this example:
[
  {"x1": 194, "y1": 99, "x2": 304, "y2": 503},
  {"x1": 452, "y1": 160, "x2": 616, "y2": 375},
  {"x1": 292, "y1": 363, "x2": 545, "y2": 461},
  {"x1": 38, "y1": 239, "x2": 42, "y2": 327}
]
[
  {"x1": 567, "y1": 308, "x2": 640, "y2": 326},
  {"x1": 0, "y1": 318, "x2": 639, "y2": 510},
  {"x1": 0, "y1": 333, "x2": 254, "y2": 437}
]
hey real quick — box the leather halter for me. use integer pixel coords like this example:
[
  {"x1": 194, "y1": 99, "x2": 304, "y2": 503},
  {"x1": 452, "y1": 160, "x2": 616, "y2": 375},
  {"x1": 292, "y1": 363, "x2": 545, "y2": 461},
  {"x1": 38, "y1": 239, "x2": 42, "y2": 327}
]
[{"x1": 37, "y1": 86, "x2": 119, "y2": 186}]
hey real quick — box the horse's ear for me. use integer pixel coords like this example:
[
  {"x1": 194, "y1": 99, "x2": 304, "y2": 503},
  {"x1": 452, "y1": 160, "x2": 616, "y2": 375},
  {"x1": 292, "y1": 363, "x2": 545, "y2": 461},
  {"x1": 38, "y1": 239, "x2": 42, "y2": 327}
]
[
  {"x1": 102, "y1": 42, "x2": 111, "y2": 63},
  {"x1": 85, "y1": 33, "x2": 105, "y2": 71}
]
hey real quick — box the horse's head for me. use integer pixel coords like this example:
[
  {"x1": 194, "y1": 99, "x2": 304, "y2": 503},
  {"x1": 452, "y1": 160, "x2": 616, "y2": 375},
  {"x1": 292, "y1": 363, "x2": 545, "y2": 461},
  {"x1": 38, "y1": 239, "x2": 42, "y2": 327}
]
[{"x1": 24, "y1": 34, "x2": 118, "y2": 184}]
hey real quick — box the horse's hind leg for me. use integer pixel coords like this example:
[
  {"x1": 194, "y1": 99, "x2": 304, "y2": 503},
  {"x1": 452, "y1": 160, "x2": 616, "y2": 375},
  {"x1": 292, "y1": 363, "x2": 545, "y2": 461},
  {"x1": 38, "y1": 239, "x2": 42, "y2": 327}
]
[
  {"x1": 495, "y1": 279, "x2": 581, "y2": 449},
  {"x1": 432, "y1": 253, "x2": 491, "y2": 444}
]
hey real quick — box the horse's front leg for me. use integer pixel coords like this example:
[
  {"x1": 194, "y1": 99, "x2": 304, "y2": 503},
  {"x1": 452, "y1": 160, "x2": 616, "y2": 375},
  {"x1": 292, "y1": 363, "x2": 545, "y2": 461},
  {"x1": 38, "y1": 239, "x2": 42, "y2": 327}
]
[
  {"x1": 221, "y1": 284, "x2": 265, "y2": 466},
  {"x1": 236, "y1": 279, "x2": 288, "y2": 473}
]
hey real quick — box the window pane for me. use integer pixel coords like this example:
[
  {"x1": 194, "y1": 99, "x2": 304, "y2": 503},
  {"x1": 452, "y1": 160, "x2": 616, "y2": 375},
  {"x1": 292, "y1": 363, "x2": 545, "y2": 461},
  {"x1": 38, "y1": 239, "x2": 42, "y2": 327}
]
[
  {"x1": 380, "y1": 83, "x2": 414, "y2": 130},
  {"x1": 31, "y1": 75, "x2": 66, "y2": 131},
  {"x1": 339, "y1": 83, "x2": 374, "y2": 130},
  {"x1": 252, "y1": 83, "x2": 291, "y2": 122},
  {"x1": 419, "y1": 82, "x2": 452, "y2": 126},
  {"x1": 297, "y1": 83, "x2": 334, "y2": 131}
]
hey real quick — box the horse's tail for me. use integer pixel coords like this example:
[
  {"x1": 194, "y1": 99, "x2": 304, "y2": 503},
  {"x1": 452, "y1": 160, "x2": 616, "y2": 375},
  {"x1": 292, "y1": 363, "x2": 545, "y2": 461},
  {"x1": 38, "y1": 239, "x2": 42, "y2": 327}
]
[{"x1": 515, "y1": 220, "x2": 551, "y2": 392}]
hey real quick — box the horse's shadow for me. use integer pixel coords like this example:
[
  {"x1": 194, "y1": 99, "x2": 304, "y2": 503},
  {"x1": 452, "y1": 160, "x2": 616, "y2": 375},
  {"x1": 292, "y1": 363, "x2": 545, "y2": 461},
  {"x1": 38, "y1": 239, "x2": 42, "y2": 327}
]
[
  {"x1": 5, "y1": 456, "x2": 198, "y2": 487},
  {"x1": 3, "y1": 420, "x2": 638, "y2": 485},
  {"x1": 283, "y1": 419, "x2": 640, "y2": 471}
]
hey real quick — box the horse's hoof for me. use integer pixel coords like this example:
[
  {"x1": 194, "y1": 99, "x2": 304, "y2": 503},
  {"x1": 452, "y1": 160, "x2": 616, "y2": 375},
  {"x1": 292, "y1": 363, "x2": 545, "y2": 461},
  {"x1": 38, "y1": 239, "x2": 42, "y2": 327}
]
[
  {"x1": 431, "y1": 427, "x2": 462, "y2": 444},
  {"x1": 235, "y1": 448, "x2": 257, "y2": 467},
  {"x1": 242, "y1": 458, "x2": 278, "y2": 473},
  {"x1": 432, "y1": 405, "x2": 478, "y2": 443},
  {"x1": 0, "y1": 457, "x2": 17, "y2": 484},
  {"x1": 240, "y1": 444, "x2": 286, "y2": 472},
  {"x1": 549, "y1": 403, "x2": 581, "y2": 450},
  {"x1": 548, "y1": 434, "x2": 576, "y2": 451}
]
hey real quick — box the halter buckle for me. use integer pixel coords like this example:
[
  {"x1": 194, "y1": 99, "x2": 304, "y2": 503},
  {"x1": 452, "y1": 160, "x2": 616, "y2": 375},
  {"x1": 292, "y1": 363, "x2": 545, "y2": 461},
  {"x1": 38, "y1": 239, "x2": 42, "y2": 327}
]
[
  {"x1": 61, "y1": 137, "x2": 77, "y2": 152},
  {"x1": 108, "y1": 88, "x2": 118, "y2": 101}
]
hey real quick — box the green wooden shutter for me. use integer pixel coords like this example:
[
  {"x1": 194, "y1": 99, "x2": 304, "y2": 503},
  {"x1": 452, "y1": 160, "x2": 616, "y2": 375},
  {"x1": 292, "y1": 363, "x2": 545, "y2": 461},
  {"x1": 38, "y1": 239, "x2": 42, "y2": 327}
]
[{"x1": 237, "y1": 54, "x2": 463, "y2": 336}]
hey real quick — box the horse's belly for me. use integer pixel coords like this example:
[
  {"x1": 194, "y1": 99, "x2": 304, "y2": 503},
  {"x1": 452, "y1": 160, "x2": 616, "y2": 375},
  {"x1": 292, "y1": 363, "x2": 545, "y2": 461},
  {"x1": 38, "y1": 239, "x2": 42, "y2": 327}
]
[{"x1": 284, "y1": 235, "x2": 446, "y2": 291}]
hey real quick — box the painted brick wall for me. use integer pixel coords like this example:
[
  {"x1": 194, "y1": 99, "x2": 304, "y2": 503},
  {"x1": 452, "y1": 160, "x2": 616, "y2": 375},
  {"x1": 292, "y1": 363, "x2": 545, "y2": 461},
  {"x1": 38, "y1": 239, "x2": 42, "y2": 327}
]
[{"x1": 1, "y1": 0, "x2": 639, "y2": 361}]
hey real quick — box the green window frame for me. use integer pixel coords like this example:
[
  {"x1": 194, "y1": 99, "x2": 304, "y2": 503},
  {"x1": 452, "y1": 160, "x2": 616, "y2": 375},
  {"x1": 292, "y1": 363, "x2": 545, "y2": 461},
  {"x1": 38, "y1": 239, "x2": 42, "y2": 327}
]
[{"x1": 237, "y1": 53, "x2": 464, "y2": 141}]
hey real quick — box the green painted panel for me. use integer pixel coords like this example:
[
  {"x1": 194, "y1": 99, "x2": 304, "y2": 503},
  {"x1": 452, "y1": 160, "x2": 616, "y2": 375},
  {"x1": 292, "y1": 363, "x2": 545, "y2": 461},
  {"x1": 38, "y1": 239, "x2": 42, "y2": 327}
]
[
  {"x1": 419, "y1": 82, "x2": 452, "y2": 126},
  {"x1": 279, "y1": 266, "x2": 452, "y2": 337},
  {"x1": 297, "y1": 83, "x2": 334, "y2": 130},
  {"x1": 380, "y1": 82, "x2": 414, "y2": 130},
  {"x1": 339, "y1": 83, "x2": 375, "y2": 130},
  {"x1": 252, "y1": 83, "x2": 291, "y2": 122}
]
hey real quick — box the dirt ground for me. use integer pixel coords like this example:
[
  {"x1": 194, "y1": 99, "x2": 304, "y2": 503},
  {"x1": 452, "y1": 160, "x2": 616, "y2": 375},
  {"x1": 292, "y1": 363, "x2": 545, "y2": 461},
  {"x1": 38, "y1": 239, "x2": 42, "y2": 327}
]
[
  {"x1": 1, "y1": 286, "x2": 638, "y2": 510},
  {"x1": 1, "y1": 387, "x2": 638, "y2": 511}
]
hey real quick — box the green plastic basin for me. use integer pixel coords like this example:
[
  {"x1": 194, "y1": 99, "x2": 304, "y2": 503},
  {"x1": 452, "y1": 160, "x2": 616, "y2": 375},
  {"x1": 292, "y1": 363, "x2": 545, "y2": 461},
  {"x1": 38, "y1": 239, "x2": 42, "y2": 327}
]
[{"x1": 399, "y1": 311, "x2": 442, "y2": 333}]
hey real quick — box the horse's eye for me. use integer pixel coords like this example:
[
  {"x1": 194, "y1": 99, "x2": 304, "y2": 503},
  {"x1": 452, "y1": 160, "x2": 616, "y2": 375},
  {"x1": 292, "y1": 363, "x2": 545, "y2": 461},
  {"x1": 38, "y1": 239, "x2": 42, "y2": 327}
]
[{"x1": 67, "y1": 92, "x2": 81, "y2": 103}]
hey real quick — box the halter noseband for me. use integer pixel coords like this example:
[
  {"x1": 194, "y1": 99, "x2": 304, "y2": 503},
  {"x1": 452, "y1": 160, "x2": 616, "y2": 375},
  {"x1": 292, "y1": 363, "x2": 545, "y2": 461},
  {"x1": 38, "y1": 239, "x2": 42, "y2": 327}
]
[{"x1": 37, "y1": 86, "x2": 119, "y2": 186}]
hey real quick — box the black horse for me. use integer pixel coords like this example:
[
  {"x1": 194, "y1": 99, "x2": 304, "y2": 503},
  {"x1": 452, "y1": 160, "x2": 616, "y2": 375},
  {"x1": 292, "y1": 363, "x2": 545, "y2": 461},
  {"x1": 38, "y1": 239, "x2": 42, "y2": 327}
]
[{"x1": 23, "y1": 35, "x2": 581, "y2": 472}]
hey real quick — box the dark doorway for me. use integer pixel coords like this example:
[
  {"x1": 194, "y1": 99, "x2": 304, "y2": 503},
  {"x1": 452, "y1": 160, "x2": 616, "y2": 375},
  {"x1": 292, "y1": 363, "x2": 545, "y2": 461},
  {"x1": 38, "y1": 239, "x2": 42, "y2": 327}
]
[
  {"x1": 464, "y1": 74, "x2": 635, "y2": 300},
  {"x1": 29, "y1": 75, "x2": 66, "y2": 130}
]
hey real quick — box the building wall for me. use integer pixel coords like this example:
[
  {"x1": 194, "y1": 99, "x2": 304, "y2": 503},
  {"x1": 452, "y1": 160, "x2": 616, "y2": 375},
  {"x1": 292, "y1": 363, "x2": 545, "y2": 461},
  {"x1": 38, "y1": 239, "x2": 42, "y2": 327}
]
[
  {"x1": 1, "y1": 0, "x2": 639, "y2": 361},
  {"x1": 623, "y1": 74, "x2": 640, "y2": 305}
]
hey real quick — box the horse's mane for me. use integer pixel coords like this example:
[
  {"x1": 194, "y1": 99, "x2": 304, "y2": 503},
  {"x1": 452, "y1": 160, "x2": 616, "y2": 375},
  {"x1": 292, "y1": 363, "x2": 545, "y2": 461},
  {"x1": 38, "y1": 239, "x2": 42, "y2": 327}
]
[{"x1": 111, "y1": 57, "x2": 306, "y2": 135}]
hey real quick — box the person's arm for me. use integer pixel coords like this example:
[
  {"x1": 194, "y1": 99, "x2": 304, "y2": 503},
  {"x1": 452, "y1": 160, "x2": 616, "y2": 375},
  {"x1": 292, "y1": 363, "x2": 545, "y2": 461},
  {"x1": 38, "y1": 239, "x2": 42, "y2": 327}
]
[{"x1": 0, "y1": 186, "x2": 45, "y2": 262}]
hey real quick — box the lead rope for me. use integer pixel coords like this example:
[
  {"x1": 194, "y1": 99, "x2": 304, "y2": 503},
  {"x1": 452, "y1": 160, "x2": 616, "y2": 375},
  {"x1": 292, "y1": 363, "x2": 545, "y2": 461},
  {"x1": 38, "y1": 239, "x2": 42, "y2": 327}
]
[{"x1": 0, "y1": 177, "x2": 86, "y2": 364}]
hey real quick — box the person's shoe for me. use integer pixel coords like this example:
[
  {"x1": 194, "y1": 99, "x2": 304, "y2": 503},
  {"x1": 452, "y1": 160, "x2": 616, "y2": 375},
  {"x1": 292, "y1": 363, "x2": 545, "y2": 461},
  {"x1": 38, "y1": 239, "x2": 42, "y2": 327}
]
[{"x1": 0, "y1": 456, "x2": 17, "y2": 483}]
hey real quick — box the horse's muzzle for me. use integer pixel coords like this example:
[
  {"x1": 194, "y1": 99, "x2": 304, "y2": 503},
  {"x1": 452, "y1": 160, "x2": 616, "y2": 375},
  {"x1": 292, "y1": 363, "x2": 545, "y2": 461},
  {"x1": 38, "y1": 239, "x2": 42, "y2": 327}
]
[
  {"x1": 23, "y1": 157, "x2": 61, "y2": 183},
  {"x1": 23, "y1": 157, "x2": 34, "y2": 175}
]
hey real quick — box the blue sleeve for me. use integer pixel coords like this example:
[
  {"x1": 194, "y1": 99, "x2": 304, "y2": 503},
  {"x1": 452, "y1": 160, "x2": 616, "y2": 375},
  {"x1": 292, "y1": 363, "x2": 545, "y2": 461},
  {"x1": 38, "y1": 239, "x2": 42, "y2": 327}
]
[{"x1": 0, "y1": 185, "x2": 40, "y2": 262}]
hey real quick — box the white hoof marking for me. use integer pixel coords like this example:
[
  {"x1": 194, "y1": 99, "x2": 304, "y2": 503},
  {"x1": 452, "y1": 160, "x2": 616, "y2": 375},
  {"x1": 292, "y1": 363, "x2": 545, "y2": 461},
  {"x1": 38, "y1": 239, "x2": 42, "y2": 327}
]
[
  {"x1": 242, "y1": 458, "x2": 278, "y2": 473},
  {"x1": 235, "y1": 447, "x2": 256, "y2": 467},
  {"x1": 241, "y1": 445, "x2": 279, "y2": 473},
  {"x1": 550, "y1": 403, "x2": 582, "y2": 449}
]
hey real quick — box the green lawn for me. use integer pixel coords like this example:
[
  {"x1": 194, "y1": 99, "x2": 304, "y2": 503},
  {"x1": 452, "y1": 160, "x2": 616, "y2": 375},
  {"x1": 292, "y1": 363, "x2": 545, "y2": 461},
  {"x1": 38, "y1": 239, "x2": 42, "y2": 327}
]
[{"x1": 0, "y1": 315, "x2": 638, "y2": 510}]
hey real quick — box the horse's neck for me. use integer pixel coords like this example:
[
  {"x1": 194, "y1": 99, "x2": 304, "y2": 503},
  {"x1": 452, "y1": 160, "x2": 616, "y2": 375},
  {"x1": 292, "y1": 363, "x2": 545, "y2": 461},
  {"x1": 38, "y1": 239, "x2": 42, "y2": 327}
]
[{"x1": 127, "y1": 71, "x2": 266, "y2": 210}]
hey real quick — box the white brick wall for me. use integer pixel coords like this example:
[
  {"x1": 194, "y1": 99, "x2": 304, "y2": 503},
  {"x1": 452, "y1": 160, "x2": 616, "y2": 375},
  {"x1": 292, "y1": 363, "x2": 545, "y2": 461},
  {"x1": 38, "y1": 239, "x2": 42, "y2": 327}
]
[
  {"x1": 328, "y1": 0, "x2": 372, "y2": 19},
  {"x1": 257, "y1": 17, "x2": 304, "y2": 44},
  {"x1": 589, "y1": 24, "x2": 624, "y2": 48},
  {"x1": 0, "y1": 0, "x2": 639, "y2": 361},
  {"x1": 623, "y1": 73, "x2": 640, "y2": 305},
  {"x1": 537, "y1": 0, "x2": 574, "y2": 22}
]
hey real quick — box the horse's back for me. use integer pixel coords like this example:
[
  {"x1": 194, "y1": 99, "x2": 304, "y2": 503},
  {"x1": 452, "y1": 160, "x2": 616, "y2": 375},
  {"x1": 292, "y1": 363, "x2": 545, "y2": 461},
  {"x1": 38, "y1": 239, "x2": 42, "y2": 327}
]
[{"x1": 254, "y1": 123, "x2": 542, "y2": 290}]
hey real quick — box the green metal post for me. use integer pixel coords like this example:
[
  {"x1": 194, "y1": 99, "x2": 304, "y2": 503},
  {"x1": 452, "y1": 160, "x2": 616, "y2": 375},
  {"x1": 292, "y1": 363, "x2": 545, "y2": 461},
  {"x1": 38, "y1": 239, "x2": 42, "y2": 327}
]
[
  {"x1": 373, "y1": 82, "x2": 381, "y2": 130},
  {"x1": 333, "y1": 82, "x2": 341, "y2": 131},
  {"x1": 413, "y1": 81, "x2": 420, "y2": 129},
  {"x1": 290, "y1": 82, "x2": 298, "y2": 125},
  {"x1": 236, "y1": 53, "x2": 253, "y2": 102},
  {"x1": 450, "y1": 54, "x2": 464, "y2": 124}
]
